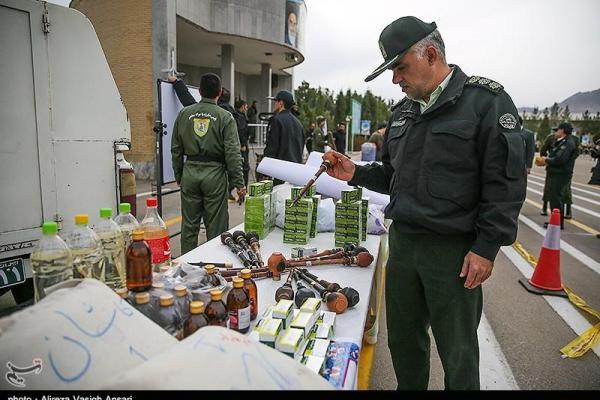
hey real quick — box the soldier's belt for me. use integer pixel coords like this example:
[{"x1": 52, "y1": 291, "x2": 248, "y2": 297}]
[{"x1": 185, "y1": 154, "x2": 225, "y2": 163}]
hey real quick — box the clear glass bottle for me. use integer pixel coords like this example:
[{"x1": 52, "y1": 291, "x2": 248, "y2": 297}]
[
  {"x1": 205, "y1": 289, "x2": 228, "y2": 327},
  {"x1": 227, "y1": 277, "x2": 251, "y2": 333},
  {"x1": 157, "y1": 294, "x2": 183, "y2": 339},
  {"x1": 31, "y1": 222, "x2": 73, "y2": 302},
  {"x1": 174, "y1": 285, "x2": 191, "y2": 322},
  {"x1": 66, "y1": 214, "x2": 105, "y2": 281},
  {"x1": 113, "y1": 202, "x2": 140, "y2": 250},
  {"x1": 183, "y1": 301, "x2": 209, "y2": 338},
  {"x1": 240, "y1": 268, "x2": 258, "y2": 321},
  {"x1": 126, "y1": 229, "x2": 152, "y2": 292},
  {"x1": 134, "y1": 292, "x2": 156, "y2": 321},
  {"x1": 141, "y1": 198, "x2": 171, "y2": 271},
  {"x1": 95, "y1": 208, "x2": 126, "y2": 290},
  {"x1": 204, "y1": 264, "x2": 221, "y2": 287}
]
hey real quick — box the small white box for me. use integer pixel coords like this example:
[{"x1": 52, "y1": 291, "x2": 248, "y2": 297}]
[
  {"x1": 303, "y1": 338, "x2": 330, "y2": 358},
  {"x1": 275, "y1": 328, "x2": 305, "y2": 359},
  {"x1": 291, "y1": 310, "x2": 317, "y2": 336}
]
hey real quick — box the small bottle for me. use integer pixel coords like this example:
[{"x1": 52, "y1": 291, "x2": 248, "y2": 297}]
[
  {"x1": 66, "y1": 214, "x2": 105, "y2": 281},
  {"x1": 205, "y1": 289, "x2": 228, "y2": 327},
  {"x1": 113, "y1": 202, "x2": 140, "y2": 250},
  {"x1": 174, "y1": 285, "x2": 191, "y2": 322},
  {"x1": 95, "y1": 208, "x2": 126, "y2": 290},
  {"x1": 126, "y1": 229, "x2": 152, "y2": 292},
  {"x1": 240, "y1": 268, "x2": 258, "y2": 321},
  {"x1": 157, "y1": 294, "x2": 183, "y2": 339},
  {"x1": 204, "y1": 264, "x2": 221, "y2": 286},
  {"x1": 141, "y1": 198, "x2": 171, "y2": 271},
  {"x1": 149, "y1": 281, "x2": 167, "y2": 309},
  {"x1": 183, "y1": 301, "x2": 209, "y2": 338},
  {"x1": 227, "y1": 277, "x2": 251, "y2": 334},
  {"x1": 31, "y1": 222, "x2": 73, "y2": 302},
  {"x1": 115, "y1": 287, "x2": 129, "y2": 301},
  {"x1": 134, "y1": 292, "x2": 156, "y2": 321}
]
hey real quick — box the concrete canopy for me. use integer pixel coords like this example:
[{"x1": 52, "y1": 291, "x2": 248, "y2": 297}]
[{"x1": 176, "y1": 17, "x2": 304, "y2": 76}]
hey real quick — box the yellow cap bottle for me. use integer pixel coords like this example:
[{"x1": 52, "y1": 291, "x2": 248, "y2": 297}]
[{"x1": 190, "y1": 301, "x2": 206, "y2": 314}]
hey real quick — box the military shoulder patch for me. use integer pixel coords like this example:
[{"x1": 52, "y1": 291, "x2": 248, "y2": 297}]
[
  {"x1": 465, "y1": 76, "x2": 504, "y2": 94},
  {"x1": 498, "y1": 113, "x2": 518, "y2": 129}
]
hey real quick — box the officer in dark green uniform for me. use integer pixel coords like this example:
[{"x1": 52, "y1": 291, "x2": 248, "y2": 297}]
[
  {"x1": 539, "y1": 134, "x2": 555, "y2": 215},
  {"x1": 311, "y1": 116, "x2": 335, "y2": 153},
  {"x1": 535, "y1": 122, "x2": 577, "y2": 229},
  {"x1": 171, "y1": 73, "x2": 246, "y2": 255},
  {"x1": 325, "y1": 17, "x2": 526, "y2": 390}
]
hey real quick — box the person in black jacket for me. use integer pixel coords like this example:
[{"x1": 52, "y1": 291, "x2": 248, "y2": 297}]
[
  {"x1": 264, "y1": 90, "x2": 305, "y2": 184},
  {"x1": 324, "y1": 16, "x2": 526, "y2": 390},
  {"x1": 334, "y1": 121, "x2": 347, "y2": 155},
  {"x1": 234, "y1": 99, "x2": 250, "y2": 186},
  {"x1": 535, "y1": 122, "x2": 577, "y2": 229}
]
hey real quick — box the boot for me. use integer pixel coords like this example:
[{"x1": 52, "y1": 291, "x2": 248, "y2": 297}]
[
  {"x1": 540, "y1": 201, "x2": 548, "y2": 216},
  {"x1": 564, "y1": 204, "x2": 572, "y2": 219}
]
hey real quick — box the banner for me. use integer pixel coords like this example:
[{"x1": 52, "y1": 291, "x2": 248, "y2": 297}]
[{"x1": 351, "y1": 100, "x2": 361, "y2": 135}]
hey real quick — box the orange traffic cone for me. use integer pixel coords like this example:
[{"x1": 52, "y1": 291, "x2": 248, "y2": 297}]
[{"x1": 519, "y1": 209, "x2": 567, "y2": 298}]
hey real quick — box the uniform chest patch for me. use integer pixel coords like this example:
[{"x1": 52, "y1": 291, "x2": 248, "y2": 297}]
[
  {"x1": 391, "y1": 118, "x2": 406, "y2": 128},
  {"x1": 499, "y1": 113, "x2": 517, "y2": 129},
  {"x1": 193, "y1": 118, "x2": 210, "y2": 138}
]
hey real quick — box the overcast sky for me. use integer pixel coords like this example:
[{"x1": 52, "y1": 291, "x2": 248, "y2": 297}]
[{"x1": 295, "y1": 0, "x2": 600, "y2": 108}]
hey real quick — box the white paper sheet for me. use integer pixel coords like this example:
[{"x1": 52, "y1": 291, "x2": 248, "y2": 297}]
[{"x1": 257, "y1": 156, "x2": 390, "y2": 206}]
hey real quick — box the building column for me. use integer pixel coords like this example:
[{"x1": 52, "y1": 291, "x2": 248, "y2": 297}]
[
  {"x1": 221, "y1": 44, "x2": 235, "y2": 106},
  {"x1": 260, "y1": 63, "x2": 272, "y2": 114}
]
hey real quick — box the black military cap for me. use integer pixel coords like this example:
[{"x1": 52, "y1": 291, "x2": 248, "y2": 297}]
[
  {"x1": 552, "y1": 122, "x2": 573, "y2": 134},
  {"x1": 267, "y1": 90, "x2": 295, "y2": 108},
  {"x1": 365, "y1": 16, "x2": 437, "y2": 82}
]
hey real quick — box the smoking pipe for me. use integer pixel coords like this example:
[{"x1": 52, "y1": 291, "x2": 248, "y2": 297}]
[
  {"x1": 289, "y1": 152, "x2": 338, "y2": 207},
  {"x1": 275, "y1": 269, "x2": 295, "y2": 302},
  {"x1": 294, "y1": 246, "x2": 370, "y2": 263},
  {"x1": 245, "y1": 231, "x2": 265, "y2": 268},
  {"x1": 292, "y1": 270, "x2": 317, "y2": 308},
  {"x1": 233, "y1": 230, "x2": 260, "y2": 268},
  {"x1": 296, "y1": 269, "x2": 348, "y2": 314},
  {"x1": 220, "y1": 232, "x2": 254, "y2": 269},
  {"x1": 300, "y1": 269, "x2": 360, "y2": 308},
  {"x1": 188, "y1": 261, "x2": 233, "y2": 269}
]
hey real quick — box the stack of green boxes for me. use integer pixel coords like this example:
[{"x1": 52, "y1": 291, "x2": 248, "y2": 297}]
[
  {"x1": 307, "y1": 186, "x2": 319, "y2": 238},
  {"x1": 283, "y1": 186, "x2": 313, "y2": 245},
  {"x1": 335, "y1": 187, "x2": 363, "y2": 247},
  {"x1": 355, "y1": 186, "x2": 369, "y2": 241},
  {"x1": 245, "y1": 182, "x2": 271, "y2": 239},
  {"x1": 259, "y1": 179, "x2": 276, "y2": 233}
]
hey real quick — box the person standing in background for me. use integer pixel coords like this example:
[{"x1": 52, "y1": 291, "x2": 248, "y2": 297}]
[
  {"x1": 247, "y1": 100, "x2": 258, "y2": 144},
  {"x1": 519, "y1": 116, "x2": 535, "y2": 175},
  {"x1": 334, "y1": 121, "x2": 347, "y2": 155}
]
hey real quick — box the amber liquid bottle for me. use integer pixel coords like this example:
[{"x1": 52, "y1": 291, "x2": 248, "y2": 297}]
[
  {"x1": 205, "y1": 264, "x2": 221, "y2": 286},
  {"x1": 183, "y1": 301, "x2": 209, "y2": 338},
  {"x1": 126, "y1": 230, "x2": 152, "y2": 292},
  {"x1": 227, "y1": 277, "x2": 251, "y2": 333},
  {"x1": 240, "y1": 268, "x2": 258, "y2": 321},
  {"x1": 205, "y1": 289, "x2": 228, "y2": 327}
]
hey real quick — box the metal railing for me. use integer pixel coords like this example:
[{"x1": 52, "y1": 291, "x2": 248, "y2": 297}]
[{"x1": 248, "y1": 123, "x2": 268, "y2": 148}]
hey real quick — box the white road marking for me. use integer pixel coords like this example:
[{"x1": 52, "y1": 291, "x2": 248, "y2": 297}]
[
  {"x1": 478, "y1": 313, "x2": 520, "y2": 389},
  {"x1": 526, "y1": 187, "x2": 600, "y2": 219},
  {"x1": 529, "y1": 173, "x2": 600, "y2": 196},
  {"x1": 528, "y1": 179, "x2": 600, "y2": 206},
  {"x1": 501, "y1": 245, "x2": 600, "y2": 358},
  {"x1": 518, "y1": 214, "x2": 600, "y2": 275}
]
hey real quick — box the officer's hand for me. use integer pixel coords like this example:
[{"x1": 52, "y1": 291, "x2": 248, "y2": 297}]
[
  {"x1": 535, "y1": 156, "x2": 546, "y2": 167},
  {"x1": 167, "y1": 74, "x2": 178, "y2": 83},
  {"x1": 460, "y1": 251, "x2": 494, "y2": 289},
  {"x1": 236, "y1": 186, "x2": 247, "y2": 205},
  {"x1": 324, "y1": 151, "x2": 355, "y2": 182}
]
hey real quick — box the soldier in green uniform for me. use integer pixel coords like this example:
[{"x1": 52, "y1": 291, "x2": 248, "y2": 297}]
[
  {"x1": 535, "y1": 122, "x2": 577, "y2": 229},
  {"x1": 325, "y1": 17, "x2": 526, "y2": 390},
  {"x1": 171, "y1": 73, "x2": 246, "y2": 255},
  {"x1": 539, "y1": 134, "x2": 555, "y2": 215}
]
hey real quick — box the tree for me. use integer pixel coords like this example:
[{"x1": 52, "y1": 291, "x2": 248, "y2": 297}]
[
  {"x1": 583, "y1": 110, "x2": 590, "y2": 120},
  {"x1": 532, "y1": 106, "x2": 539, "y2": 120},
  {"x1": 561, "y1": 105, "x2": 571, "y2": 121},
  {"x1": 539, "y1": 115, "x2": 551, "y2": 141}
]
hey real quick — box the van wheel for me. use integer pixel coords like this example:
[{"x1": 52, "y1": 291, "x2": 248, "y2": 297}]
[{"x1": 11, "y1": 278, "x2": 34, "y2": 304}]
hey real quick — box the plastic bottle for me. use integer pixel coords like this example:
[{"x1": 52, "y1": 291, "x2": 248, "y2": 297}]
[
  {"x1": 227, "y1": 277, "x2": 251, "y2": 333},
  {"x1": 240, "y1": 268, "x2": 258, "y2": 321},
  {"x1": 157, "y1": 294, "x2": 183, "y2": 339},
  {"x1": 205, "y1": 289, "x2": 228, "y2": 327},
  {"x1": 149, "y1": 281, "x2": 168, "y2": 309},
  {"x1": 134, "y1": 292, "x2": 156, "y2": 321},
  {"x1": 141, "y1": 198, "x2": 171, "y2": 271},
  {"x1": 95, "y1": 208, "x2": 126, "y2": 290},
  {"x1": 31, "y1": 222, "x2": 73, "y2": 302},
  {"x1": 173, "y1": 285, "x2": 191, "y2": 322},
  {"x1": 183, "y1": 301, "x2": 209, "y2": 338},
  {"x1": 114, "y1": 202, "x2": 140, "y2": 250},
  {"x1": 126, "y1": 229, "x2": 152, "y2": 292},
  {"x1": 66, "y1": 214, "x2": 105, "y2": 281}
]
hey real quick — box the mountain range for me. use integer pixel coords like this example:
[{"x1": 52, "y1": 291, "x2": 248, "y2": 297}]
[{"x1": 519, "y1": 88, "x2": 600, "y2": 114}]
